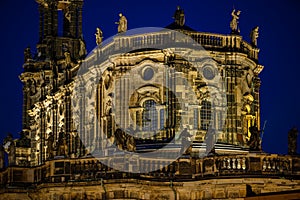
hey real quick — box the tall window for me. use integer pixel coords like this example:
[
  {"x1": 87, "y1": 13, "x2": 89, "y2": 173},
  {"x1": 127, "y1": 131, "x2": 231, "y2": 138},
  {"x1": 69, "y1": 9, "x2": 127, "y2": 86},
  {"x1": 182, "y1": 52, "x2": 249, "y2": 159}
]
[
  {"x1": 193, "y1": 108, "x2": 198, "y2": 129},
  {"x1": 217, "y1": 112, "x2": 223, "y2": 130},
  {"x1": 200, "y1": 101, "x2": 212, "y2": 130},
  {"x1": 160, "y1": 109, "x2": 165, "y2": 130},
  {"x1": 142, "y1": 100, "x2": 157, "y2": 131}
]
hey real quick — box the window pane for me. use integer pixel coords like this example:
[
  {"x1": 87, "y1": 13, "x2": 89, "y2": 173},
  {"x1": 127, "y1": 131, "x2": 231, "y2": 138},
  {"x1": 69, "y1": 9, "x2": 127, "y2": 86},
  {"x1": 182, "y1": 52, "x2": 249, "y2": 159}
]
[
  {"x1": 142, "y1": 100, "x2": 157, "y2": 131},
  {"x1": 201, "y1": 101, "x2": 212, "y2": 130}
]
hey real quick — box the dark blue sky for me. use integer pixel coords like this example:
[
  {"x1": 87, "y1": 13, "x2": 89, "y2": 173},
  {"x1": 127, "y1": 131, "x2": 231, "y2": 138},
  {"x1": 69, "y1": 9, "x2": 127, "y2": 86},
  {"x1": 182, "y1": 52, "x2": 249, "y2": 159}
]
[{"x1": 0, "y1": 0, "x2": 299, "y2": 155}]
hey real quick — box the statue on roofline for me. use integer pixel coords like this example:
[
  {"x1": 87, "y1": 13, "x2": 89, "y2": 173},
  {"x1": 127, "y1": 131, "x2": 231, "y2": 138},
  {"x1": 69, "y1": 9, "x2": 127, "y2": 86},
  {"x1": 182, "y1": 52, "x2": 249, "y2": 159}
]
[
  {"x1": 24, "y1": 47, "x2": 32, "y2": 62},
  {"x1": 3, "y1": 133, "x2": 16, "y2": 166},
  {"x1": 95, "y1": 27, "x2": 103, "y2": 45},
  {"x1": 247, "y1": 124, "x2": 261, "y2": 151},
  {"x1": 178, "y1": 127, "x2": 193, "y2": 155},
  {"x1": 288, "y1": 127, "x2": 298, "y2": 155},
  {"x1": 230, "y1": 9, "x2": 241, "y2": 34},
  {"x1": 16, "y1": 131, "x2": 31, "y2": 148},
  {"x1": 250, "y1": 26, "x2": 259, "y2": 46},
  {"x1": 173, "y1": 6, "x2": 185, "y2": 26},
  {"x1": 115, "y1": 13, "x2": 127, "y2": 33}
]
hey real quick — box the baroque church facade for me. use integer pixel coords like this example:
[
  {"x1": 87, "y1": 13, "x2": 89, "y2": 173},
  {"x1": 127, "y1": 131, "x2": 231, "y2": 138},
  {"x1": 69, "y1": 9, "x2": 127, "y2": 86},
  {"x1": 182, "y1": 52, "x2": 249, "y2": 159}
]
[{"x1": 0, "y1": 0, "x2": 300, "y2": 199}]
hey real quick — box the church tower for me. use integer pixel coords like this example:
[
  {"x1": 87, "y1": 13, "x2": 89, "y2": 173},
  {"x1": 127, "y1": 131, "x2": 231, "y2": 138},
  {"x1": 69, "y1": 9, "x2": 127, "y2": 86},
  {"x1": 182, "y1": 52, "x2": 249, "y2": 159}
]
[
  {"x1": 36, "y1": 0, "x2": 85, "y2": 60},
  {"x1": 19, "y1": 0, "x2": 86, "y2": 166}
]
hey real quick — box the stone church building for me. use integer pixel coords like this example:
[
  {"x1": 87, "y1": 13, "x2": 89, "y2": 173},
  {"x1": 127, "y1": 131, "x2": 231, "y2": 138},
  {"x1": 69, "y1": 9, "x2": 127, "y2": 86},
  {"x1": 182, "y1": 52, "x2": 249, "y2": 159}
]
[{"x1": 0, "y1": 0, "x2": 299, "y2": 199}]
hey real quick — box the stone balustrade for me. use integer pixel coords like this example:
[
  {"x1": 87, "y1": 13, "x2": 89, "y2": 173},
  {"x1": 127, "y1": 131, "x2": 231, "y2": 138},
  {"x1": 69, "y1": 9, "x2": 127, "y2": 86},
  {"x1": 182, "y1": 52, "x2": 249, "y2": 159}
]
[
  {"x1": 84, "y1": 30, "x2": 259, "y2": 70},
  {"x1": 0, "y1": 153, "x2": 299, "y2": 187}
]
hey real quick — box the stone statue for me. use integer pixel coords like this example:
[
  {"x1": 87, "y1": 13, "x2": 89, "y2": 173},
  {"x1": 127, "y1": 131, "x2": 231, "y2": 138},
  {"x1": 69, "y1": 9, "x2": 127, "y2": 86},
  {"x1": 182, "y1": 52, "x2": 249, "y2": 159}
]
[
  {"x1": 3, "y1": 133, "x2": 16, "y2": 166},
  {"x1": 230, "y1": 9, "x2": 241, "y2": 34},
  {"x1": 114, "y1": 127, "x2": 126, "y2": 150},
  {"x1": 8, "y1": 141, "x2": 16, "y2": 166},
  {"x1": 178, "y1": 128, "x2": 193, "y2": 154},
  {"x1": 58, "y1": 131, "x2": 68, "y2": 157},
  {"x1": 250, "y1": 26, "x2": 259, "y2": 46},
  {"x1": 241, "y1": 93, "x2": 255, "y2": 140},
  {"x1": 116, "y1": 13, "x2": 127, "y2": 33},
  {"x1": 62, "y1": 42, "x2": 69, "y2": 53},
  {"x1": 29, "y1": 79, "x2": 37, "y2": 96},
  {"x1": 173, "y1": 6, "x2": 185, "y2": 26},
  {"x1": 113, "y1": 125, "x2": 136, "y2": 152},
  {"x1": 247, "y1": 124, "x2": 261, "y2": 151},
  {"x1": 3, "y1": 133, "x2": 13, "y2": 152},
  {"x1": 65, "y1": 10, "x2": 71, "y2": 22},
  {"x1": 79, "y1": 39, "x2": 87, "y2": 57},
  {"x1": 64, "y1": 52, "x2": 71, "y2": 66},
  {"x1": 16, "y1": 131, "x2": 31, "y2": 148},
  {"x1": 126, "y1": 135, "x2": 136, "y2": 152},
  {"x1": 288, "y1": 127, "x2": 298, "y2": 155},
  {"x1": 24, "y1": 47, "x2": 32, "y2": 62},
  {"x1": 47, "y1": 132, "x2": 54, "y2": 159},
  {"x1": 126, "y1": 125, "x2": 136, "y2": 152},
  {"x1": 205, "y1": 128, "x2": 216, "y2": 155},
  {"x1": 95, "y1": 28, "x2": 103, "y2": 45}
]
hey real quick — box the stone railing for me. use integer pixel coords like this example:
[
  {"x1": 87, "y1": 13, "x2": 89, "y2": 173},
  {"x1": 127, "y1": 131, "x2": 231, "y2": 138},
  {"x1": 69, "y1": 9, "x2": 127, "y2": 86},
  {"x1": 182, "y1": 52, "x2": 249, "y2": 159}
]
[
  {"x1": 0, "y1": 153, "x2": 299, "y2": 187},
  {"x1": 83, "y1": 30, "x2": 259, "y2": 70}
]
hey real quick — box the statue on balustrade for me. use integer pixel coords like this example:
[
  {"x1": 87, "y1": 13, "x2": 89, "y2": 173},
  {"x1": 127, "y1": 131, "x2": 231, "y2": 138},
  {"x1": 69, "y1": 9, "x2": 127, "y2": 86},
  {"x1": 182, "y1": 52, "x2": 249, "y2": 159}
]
[
  {"x1": 64, "y1": 51, "x2": 72, "y2": 67},
  {"x1": 57, "y1": 130, "x2": 68, "y2": 157},
  {"x1": 95, "y1": 27, "x2": 103, "y2": 45},
  {"x1": 24, "y1": 47, "x2": 32, "y2": 62},
  {"x1": 47, "y1": 132, "x2": 54, "y2": 159},
  {"x1": 250, "y1": 26, "x2": 259, "y2": 46},
  {"x1": 247, "y1": 124, "x2": 261, "y2": 151},
  {"x1": 178, "y1": 127, "x2": 192, "y2": 155},
  {"x1": 3, "y1": 133, "x2": 16, "y2": 166},
  {"x1": 79, "y1": 39, "x2": 86, "y2": 57},
  {"x1": 114, "y1": 126, "x2": 125, "y2": 150},
  {"x1": 205, "y1": 128, "x2": 216, "y2": 155},
  {"x1": 126, "y1": 136, "x2": 136, "y2": 152},
  {"x1": 230, "y1": 9, "x2": 241, "y2": 34},
  {"x1": 173, "y1": 6, "x2": 185, "y2": 26},
  {"x1": 16, "y1": 131, "x2": 31, "y2": 148},
  {"x1": 114, "y1": 125, "x2": 136, "y2": 152},
  {"x1": 116, "y1": 13, "x2": 127, "y2": 33},
  {"x1": 288, "y1": 127, "x2": 298, "y2": 155}
]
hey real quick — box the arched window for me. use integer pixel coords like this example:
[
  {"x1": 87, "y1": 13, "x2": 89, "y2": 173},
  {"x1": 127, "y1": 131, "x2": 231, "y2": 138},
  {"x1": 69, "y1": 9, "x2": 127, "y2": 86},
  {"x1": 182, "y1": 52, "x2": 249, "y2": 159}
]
[
  {"x1": 200, "y1": 101, "x2": 212, "y2": 130},
  {"x1": 142, "y1": 100, "x2": 157, "y2": 131}
]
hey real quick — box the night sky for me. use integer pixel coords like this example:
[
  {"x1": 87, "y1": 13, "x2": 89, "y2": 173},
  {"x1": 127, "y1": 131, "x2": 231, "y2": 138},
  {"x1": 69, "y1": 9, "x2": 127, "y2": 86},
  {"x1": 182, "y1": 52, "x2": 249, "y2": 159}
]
[{"x1": 0, "y1": 0, "x2": 299, "y2": 155}]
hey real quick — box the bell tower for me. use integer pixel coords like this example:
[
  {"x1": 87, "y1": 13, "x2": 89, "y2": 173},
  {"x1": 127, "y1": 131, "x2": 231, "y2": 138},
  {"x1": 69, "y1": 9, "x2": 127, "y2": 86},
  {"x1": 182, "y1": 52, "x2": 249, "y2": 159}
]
[
  {"x1": 36, "y1": 0, "x2": 85, "y2": 60},
  {"x1": 18, "y1": 0, "x2": 86, "y2": 165}
]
